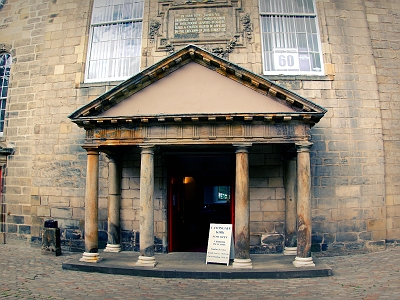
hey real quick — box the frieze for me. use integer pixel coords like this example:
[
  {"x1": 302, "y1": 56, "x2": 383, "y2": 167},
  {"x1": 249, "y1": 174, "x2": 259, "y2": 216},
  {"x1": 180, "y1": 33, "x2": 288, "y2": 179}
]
[{"x1": 85, "y1": 122, "x2": 309, "y2": 146}]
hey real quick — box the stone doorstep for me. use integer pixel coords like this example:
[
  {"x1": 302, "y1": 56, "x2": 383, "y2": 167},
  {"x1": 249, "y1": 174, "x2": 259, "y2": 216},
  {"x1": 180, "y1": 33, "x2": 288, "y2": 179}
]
[{"x1": 62, "y1": 251, "x2": 332, "y2": 279}]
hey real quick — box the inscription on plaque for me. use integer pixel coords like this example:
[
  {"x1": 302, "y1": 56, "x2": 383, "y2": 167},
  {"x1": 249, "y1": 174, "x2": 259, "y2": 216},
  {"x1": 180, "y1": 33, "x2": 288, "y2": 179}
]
[{"x1": 174, "y1": 12, "x2": 226, "y2": 38}]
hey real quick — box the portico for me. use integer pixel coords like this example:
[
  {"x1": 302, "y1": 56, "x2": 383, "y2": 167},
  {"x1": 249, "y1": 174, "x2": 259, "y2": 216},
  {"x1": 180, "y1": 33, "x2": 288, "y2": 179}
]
[{"x1": 69, "y1": 45, "x2": 326, "y2": 268}]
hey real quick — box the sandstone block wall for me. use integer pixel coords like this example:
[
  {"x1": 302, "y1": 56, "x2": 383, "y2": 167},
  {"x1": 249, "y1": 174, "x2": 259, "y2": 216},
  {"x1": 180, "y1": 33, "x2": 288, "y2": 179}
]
[
  {"x1": 249, "y1": 145, "x2": 286, "y2": 253},
  {"x1": 365, "y1": 0, "x2": 400, "y2": 243},
  {"x1": 0, "y1": 0, "x2": 397, "y2": 253}
]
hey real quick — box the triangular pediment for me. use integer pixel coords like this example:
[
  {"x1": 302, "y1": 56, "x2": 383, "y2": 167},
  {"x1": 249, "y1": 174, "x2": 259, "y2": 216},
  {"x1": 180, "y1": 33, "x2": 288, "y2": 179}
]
[
  {"x1": 69, "y1": 45, "x2": 326, "y2": 126},
  {"x1": 98, "y1": 63, "x2": 294, "y2": 117}
]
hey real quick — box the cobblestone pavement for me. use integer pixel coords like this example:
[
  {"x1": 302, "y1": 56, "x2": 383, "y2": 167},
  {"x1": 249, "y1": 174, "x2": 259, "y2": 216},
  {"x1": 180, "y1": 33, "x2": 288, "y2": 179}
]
[{"x1": 1, "y1": 244, "x2": 400, "y2": 299}]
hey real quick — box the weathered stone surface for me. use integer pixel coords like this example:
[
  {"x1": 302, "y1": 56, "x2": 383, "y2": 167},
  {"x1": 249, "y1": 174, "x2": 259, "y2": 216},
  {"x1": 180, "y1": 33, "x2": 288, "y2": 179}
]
[{"x1": 261, "y1": 233, "x2": 284, "y2": 249}]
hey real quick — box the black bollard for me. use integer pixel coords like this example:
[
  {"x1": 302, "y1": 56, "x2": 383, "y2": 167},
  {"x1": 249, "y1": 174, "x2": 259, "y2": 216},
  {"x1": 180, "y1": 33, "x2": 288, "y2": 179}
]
[{"x1": 41, "y1": 219, "x2": 61, "y2": 256}]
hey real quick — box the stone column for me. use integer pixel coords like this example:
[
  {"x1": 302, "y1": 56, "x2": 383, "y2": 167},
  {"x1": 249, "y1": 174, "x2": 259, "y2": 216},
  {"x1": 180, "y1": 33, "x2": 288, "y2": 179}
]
[
  {"x1": 136, "y1": 145, "x2": 157, "y2": 267},
  {"x1": 79, "y1": 148, "x2": 101, "y2": 263},
  {"x1": 284, "y1": 157, "x2": 297, "y2": 255},
  {"x1": 104, "y1": 155, "x2": 122, "y2": 253},
  {"x1": 293, "y1": 142, "x2": 315, "y2": 267},
  {"x1": 232, "y1": 144, "x2": 252, "y2": 269}
]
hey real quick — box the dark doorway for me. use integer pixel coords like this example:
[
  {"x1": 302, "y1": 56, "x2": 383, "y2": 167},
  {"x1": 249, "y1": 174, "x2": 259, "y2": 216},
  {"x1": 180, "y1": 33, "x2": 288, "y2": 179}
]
[{"x1": 168, "y1": 154, "x2": 234, "y2": 252}]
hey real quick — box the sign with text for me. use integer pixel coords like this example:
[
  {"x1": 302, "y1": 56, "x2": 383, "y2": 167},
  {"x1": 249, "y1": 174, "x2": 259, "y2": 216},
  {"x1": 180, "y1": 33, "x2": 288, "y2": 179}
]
[
  {"x1": 174, "y1": 13, "x2": 227, "y2": 37},
  {"x1": 273, "y1": 48, "x2": 300, "y2": 71},
  {"x1": 206, "y1": 223, "x2": 234, "y2": 266},
  {"x1": 167, "y1": 7, "x2": 235, "y2": 42}
]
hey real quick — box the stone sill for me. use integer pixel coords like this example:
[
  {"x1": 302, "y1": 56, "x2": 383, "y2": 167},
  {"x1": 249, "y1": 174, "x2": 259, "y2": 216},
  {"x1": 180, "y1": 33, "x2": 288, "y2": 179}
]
[
  {"x1": 264, "y1": 75, "x2": 334, "y2": 81},
  {"x1": 77, "y1": 81, "x2": 123, "y2": 89}
]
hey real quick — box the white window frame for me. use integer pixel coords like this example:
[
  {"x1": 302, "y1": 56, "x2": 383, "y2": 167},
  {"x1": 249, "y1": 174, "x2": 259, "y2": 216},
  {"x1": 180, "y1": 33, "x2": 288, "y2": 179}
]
[
  {"x1": 0, "y1": 53, "x2": 11, "y2": 137},
  {"x1": 259, "y1": 0, "x2": 324, "y2": 76},
  {"x1": 84, "y1": 0, "x2": 144, "y2": 83}
]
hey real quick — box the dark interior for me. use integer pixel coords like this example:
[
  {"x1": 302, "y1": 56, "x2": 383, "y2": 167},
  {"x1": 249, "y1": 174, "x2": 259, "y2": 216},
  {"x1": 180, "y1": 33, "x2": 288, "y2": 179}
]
[{"x1": 168, "y1": 154, "x2": 234, "y2": 252}]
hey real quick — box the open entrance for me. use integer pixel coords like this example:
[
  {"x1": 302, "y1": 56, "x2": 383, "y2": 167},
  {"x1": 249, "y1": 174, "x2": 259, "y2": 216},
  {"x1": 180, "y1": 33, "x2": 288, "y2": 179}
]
[{"x1": 168, "y1": 154, "x2": 234, "y2": 252}]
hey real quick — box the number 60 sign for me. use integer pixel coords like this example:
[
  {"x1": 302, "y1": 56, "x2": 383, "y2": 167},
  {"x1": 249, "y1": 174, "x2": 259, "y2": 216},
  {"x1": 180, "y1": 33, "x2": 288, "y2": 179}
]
[{"x1": 273, "y1": 49, "x2": 299, "y2": 71}]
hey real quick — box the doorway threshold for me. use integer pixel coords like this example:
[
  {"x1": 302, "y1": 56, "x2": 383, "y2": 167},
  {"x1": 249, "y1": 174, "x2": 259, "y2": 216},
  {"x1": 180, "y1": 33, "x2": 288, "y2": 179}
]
[{"x1": 62, "y1": 251, "x2": 332, "y2": 279}]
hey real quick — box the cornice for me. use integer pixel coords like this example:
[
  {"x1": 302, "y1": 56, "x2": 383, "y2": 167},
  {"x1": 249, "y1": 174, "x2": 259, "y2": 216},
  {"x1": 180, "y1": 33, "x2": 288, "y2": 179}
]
[{"x1": 73, "y1": 112, "x2": 324, "y2": 129}]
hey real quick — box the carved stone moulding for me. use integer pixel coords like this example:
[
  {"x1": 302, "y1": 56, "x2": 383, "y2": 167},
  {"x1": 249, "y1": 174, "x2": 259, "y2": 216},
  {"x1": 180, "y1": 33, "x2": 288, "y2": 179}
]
[
  {"x1": 0, "y1": 44, "x2": 15, "y2": 56},
  {"x1": 77, "y1": 113, "x2": 322, "y2": 130}
]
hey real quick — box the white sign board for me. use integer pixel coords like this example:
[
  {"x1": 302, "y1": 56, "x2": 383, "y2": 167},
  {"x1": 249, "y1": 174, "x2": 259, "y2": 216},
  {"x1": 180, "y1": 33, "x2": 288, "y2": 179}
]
[
  {"x1": 206, "y1": 223, "x2": 234, "y2": 266},
  {"x1": 273, "y1": 48, "x2": 300, "y2": 71}
]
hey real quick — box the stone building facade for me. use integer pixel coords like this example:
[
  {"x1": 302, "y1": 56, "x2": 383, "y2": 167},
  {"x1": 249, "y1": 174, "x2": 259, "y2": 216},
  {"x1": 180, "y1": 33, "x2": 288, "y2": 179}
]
[{"x1": 0, "y1": 0, "x2": 399, "y2": 258}]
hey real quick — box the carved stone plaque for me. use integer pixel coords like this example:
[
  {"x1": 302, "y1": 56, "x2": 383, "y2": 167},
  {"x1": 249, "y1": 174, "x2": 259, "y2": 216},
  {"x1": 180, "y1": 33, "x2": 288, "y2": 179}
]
[
  {"x1": 171, "y1": 9, "x2": 231, "y2": 40},
  {"x1": 153, "y1": 0, "x2": 252, "y2": 55}
]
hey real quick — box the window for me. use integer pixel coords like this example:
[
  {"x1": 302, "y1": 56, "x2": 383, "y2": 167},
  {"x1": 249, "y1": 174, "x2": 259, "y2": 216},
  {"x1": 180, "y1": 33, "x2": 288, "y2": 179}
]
[
  {"x1": 259, "y1": 0, "x2": 324, "y2": 75},
  {"x1": 85, "y1": 0, "x2": 144, "y2": 83},
  {"x1": 0, "y1": 53, "x2": 11, "y2": 136},
  {"x1": 217, "y1": 186, "x2": 230, "y2": 202},
  {"x1": 204, "y1": 186, "x2": 231, "y2": 204}
]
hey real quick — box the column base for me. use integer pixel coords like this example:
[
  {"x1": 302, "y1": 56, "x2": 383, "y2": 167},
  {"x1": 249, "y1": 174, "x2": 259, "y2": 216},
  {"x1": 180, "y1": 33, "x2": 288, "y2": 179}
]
[
  {"x1": 284, "y1": 246, "x2": 297, "y2": 255},
  {"x1": 136, "y1": 255, "x2": 157, "y2": 267},
  {"x1": 293, "y1": 256, "x2": 315, "y2": 267},
  {"x1": 232, "y1": 258, "x2": 253, "y2": 269},
  {"x1": 104, "y1": 244, "x2": 121, "y2": 253},
  {"x1": 79, "y1": 252, "x2": 102, "y2": 263}
]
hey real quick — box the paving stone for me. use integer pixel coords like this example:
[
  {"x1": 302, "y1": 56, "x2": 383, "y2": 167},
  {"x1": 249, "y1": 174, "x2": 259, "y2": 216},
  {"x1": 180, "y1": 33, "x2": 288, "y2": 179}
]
[{"x1": 1, "y1": 244, "x2": 400, "y2": 299}]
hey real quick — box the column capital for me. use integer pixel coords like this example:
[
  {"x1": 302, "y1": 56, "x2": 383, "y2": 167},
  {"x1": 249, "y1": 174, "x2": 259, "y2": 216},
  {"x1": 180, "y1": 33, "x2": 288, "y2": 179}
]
[
  {"x1": 83, "y1": 147, "x2": 100, "y2": 156},
  {"x1": 295, "y1": 141, "x2": 313, "y2": 153},
  {"x1": 233, "y1": 143, "x2": 252, "y2": 153},
  {"x1": 139, "y1": 144, "x2": 155, "y2": 154}
]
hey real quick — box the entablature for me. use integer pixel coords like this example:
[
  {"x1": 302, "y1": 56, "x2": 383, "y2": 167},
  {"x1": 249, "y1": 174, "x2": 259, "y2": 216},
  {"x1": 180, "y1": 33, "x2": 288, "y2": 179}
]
[{"x1": 83, "y1": 120, "x2": 310, "y2": 147}]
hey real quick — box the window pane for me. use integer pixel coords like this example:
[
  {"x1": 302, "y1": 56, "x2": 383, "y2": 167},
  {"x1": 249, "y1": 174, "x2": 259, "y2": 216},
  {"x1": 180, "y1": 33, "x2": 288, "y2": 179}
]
[
  {"x1": 304, "y1": 0, "x2": 314, "y2": 13},
  {"x1": 92, "y1": 0, "x2": 143, "y2": 23},
  {"x1": 0, "y1": 99, "x2": 6, "y2": 132},
  {"x1": 295, "y1": 16, "x2": 306, "y2": 32},
  {"x1": 132, "y1": 0, "x2": 144, "y2": 18},
  {"x1": 123, "y1": 3, "x2": 133, "y2": 19},
  {"x1": 297, "y1": 33, "x2": 307, "y2": 50},
  {"x1": 1, "y1": 86, "x2": 7, "y2": 98},
  {"x1": 260, "y1": 0, "x2": 316, "y2": 14}
]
